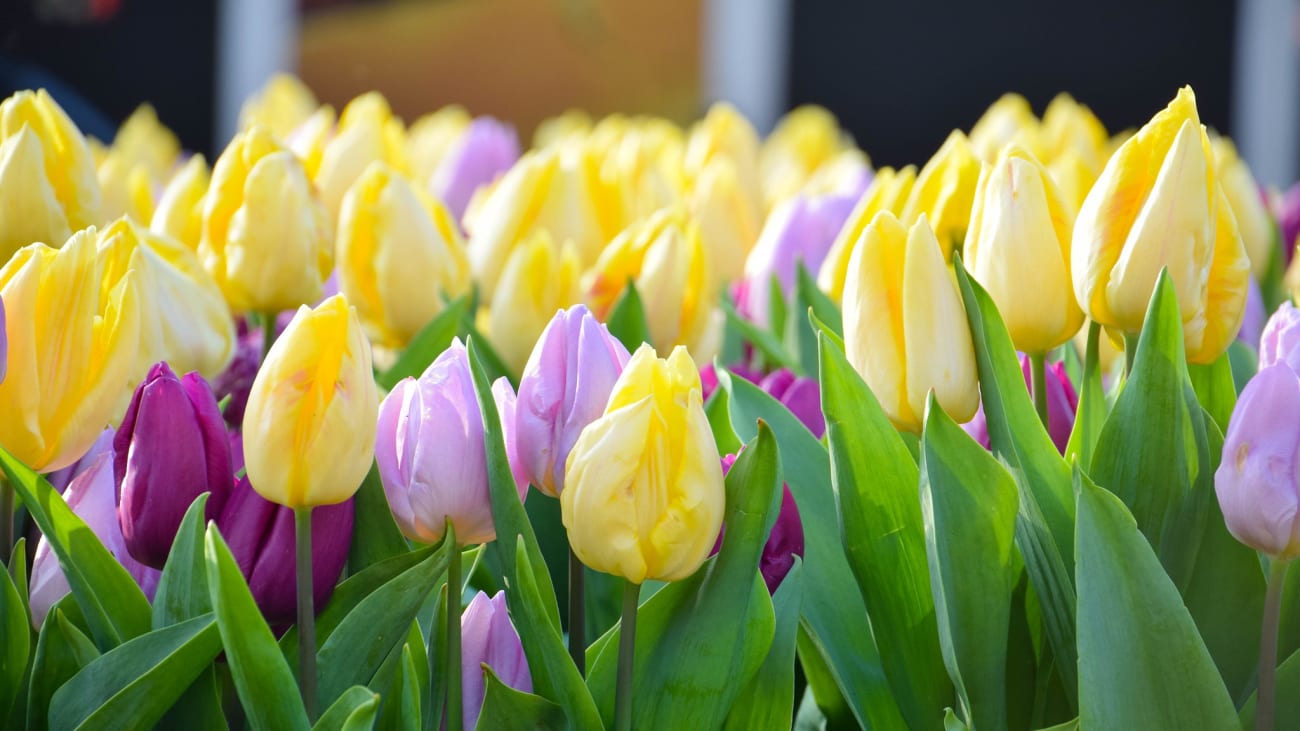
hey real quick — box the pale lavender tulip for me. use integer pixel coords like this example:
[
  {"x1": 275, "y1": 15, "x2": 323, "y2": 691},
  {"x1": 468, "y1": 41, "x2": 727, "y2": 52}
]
[
  {"x1": 376, "y1": 339, "x2": 526, "y2": 545},
  {"x1": 45, "y1": 427, "x2": 115, "y2": 493},
  {"x1": 963, "y1": 355, "x2": 1078, "y2": 454},
  {"x1": 1260, "y1": 301, "x2": 1300, "y2": 372},
  {"x1": 1215, "y1": 363, "x2": 1300, "y2": 558},
  {"x1": 29, "y1": 451, "x2": 160, "y2": 628},
  {"x1": 1237, "y1": 278, "x2": 1266, "y2": 350},
  {"x1": 514, "y1": 306, "x2": 630, "y2": 498},
  {"x1": 432, "y1": 117, "x2": 521, "y2": 223},
  {"x1": 461, "y1": 590, "x2": 531, "y2": 731}
]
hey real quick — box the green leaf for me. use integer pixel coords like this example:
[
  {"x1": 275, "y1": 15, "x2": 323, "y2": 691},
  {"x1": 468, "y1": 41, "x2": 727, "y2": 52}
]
[
  {"x1": 348, "y1": 463, "x2": 411, "y2": 573},
  {"x1": 8, "y1": 536, "x2": 27, "y2": 615},
  {"x1": 152, "y1": 494, "x2": 212, "y2": 628},
  {"x1": 1074, "y1": 467, "x2": 1239, "y2": 729},
  {"x1": 1239, "y1": 646, "x2": 1300, "y2": 727},
  {"x1": 768, "y1": 272, "x2": 789, "y2": 341},
  {"x1": 25, "y1": 608, "x2": 99, "y2": 731},
  {"x1": 819, "y1": 333, "x2": 952, "y2": 729},
  {"x1": 704, "y1": 376, "x2": 744, "y2": 456},
  {"x1": 919, "y1": 395, "x2": 1019, "y2": 731},
  {"x1": 724, "y1": 559, "x2": 804, "y2": 731},
  {"x1": 723, "y1": 299, "x2": 801, "y2": 373},
  {"x1": 1188, "y1": 349, "x2": 1237, "y2": 434},
  {"x1": 158, "y1": 666, "x2": 227, "y2": 731},
  {"x1": 313, "y1": 686, "x2": 380, "y2": 731},
  {"x1": 0, "y1": 566, "x2": 29, "y2": 721},
  {"x1": 376, "y1": 296, "x2": 469, "y2": 391},
  {"x1": 797, "y1": 261, "x2": 842, "y2": 339},
  {"x1": 719, "y1": 369, "x2": 907, "y2": 730},
  {"x1": 49, "y1": 613, "x2": 222, "y2": 730},
  {"x1": 1227, "y1": 339, "x2": 1258, "y2": 393},
  {"x1": 473, "y1": 667, "x2": 566, "y2": 731},
  {"x1": 605, "y1": 280, "x2": 652, "y2": 353},
  {"x1": 204, "y1": 525, "x2": 309, "y2": 731},
  {"x1": 0, "y1": 447, "x2": 150, "y2": 649},
  {"x1": 1065, "y1": 321, "x2": 1107, "y2": 467}
]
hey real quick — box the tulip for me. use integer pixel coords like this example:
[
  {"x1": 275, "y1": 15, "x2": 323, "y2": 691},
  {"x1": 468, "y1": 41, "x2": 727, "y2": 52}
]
[
  {"x1": 562, "y1": 344, "x2": 726, "y2": 583},
  {"x1": 238, "y1": 73, "x2": 319, "y2": 140},
  {"x1": 1273, "y1": 183, "x2": 1300, "y2": 269},
  {"x1": 759, "y1": 105, "x2": 863, "y2": 208},
  {"x1": 842, "y1": 211, "x2": 979, "y2": 432},
  {"x1": 97, "y1": 150, "x2": 157, "y2": 223},
  {"x1": 1038, "y1": 94, "x2": 1109, "y2": 211},
  {"x1": 589, "y1": 115, "x2": 686, "y2": 223},
  {"x1": 285, "y1": 106, "x2": 337, "y2": 181},
  {"x1": 739, "y1": 193, "x2": 859, "y2": 328},
  {"x1": 0, "y1": 89, "x2": 102, "y2": 261},
  {"x1": 211, "y1": 320, "x2": 262, "y2": 427},
  {"x1": 113, "y1": 363, "x2": 233, "y2": 568},
  {"x1": 514, "y1": 306, "x2": 631, "y2": 497},
  {"x1": 430, "y1": 116, "x2": 521, "y2": 223},
  {"x1": 243, "y1": 295, "x2": 378, "y2": 509},
  {"x1": 0, "y1": 231, "x2": 140, "y2": 471},
  {"x1": 200, "y1": 125, "x2": 334, "y2": 313},
  {"x1": 376, "y1": 340, "x2": 527, "y2": 545},
  {"x1": 97, "y1": 217, "x2": 236, "y2": 379},
  {"x1": 151, "y1": 154, "x2": 209, "y2": 251},
  {"x1": 1214, "y1": 137, "x2": 1275, "y2": 281},
  {"x1": 900, "y1": 130, "x2": 982, "y2": 260},
  {"x1": 461, "y1": 591, "x2": 532, "y2": 731},
  {"x1": 406, "y1": 106, "x2": 472, "y2": 184},
  {"x1": 684, "y1": 103, "x2": 763, "y2": 221},
  {"x1": 1071, "y1": 86, "x2": 1250, "y2": 365},
  {"x1": 965, "y1": 144, "x2": 1083, "y2": 353},
  {"x1": 107, "y1": 104, "x2": 181, "y2": 180},
  {"x1": 688, "y1": 158, "x2": 762, "y2": 283},
  {"x1": 698, "y1": 362, "x2": 763, "y2": 402},
  {"x1": 1259, "y1": 301, "x2": 1300, "y2": 372},
  {"x1": 337, "y1": 162, "x2": 472, "y2": 348},
  {"x1": 963, "y1": 354, "x2": 1078, "y2": 454},
  {"x1": 316, "y1": 92, "x2": 409, "y2": 217},
  {"x1": 533, "y1": 109, "x2": 594, "y2": 149},
  {"x1": 1238, "y1": 278, "x2": 1266, "y2": 351},
  {"x1": 711, "y1": 453, "x2": 804, "y2": 593},
  {"x1": 969, "y1": 94, "x2": 1038, "y2": 163},
  {"x1": 29, "y1": 449, "x2": 160, "y2": 628},
  {"x1": 758, "y1": 369, "x2": 826, "y2": 438},
  {"x1": 486, "y1": 231, "x2": 583, "y2": 375},
  {"x1": 585, "y1": 207, "x2": 719, "y2": 360},
  {"x1": 818, "y1": 166, "x2": 918, "y2": 302},
  {"x1": 0, "y1": 297, "x2": 5, "y2": 386}
]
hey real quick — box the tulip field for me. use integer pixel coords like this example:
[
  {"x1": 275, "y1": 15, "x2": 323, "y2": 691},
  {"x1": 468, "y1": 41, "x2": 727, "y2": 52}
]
[{"x1": 0, "y1": 77, "x2": 1298, "y2": 730}]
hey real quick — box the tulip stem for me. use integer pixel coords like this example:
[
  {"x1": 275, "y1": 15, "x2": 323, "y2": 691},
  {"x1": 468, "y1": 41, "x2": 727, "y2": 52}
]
[
  {"x1": 568, "y1": 548, "x2": 586, "y2": 676},
  {"x1": 1030, "y1": 352, "x2": 1049, "y2": 429},
  {"x1": 1123, "y1": 332, "x2": 1140, "y2": 378},
  {"x1": 294, "y1": 507, "x2": 318, "y2": 721},
  {"x1": 1259, "y1": 558, "x2": 1290, "y2": 731},
  {"x1": 615, "y1": 581, "x2": 639, "y2": 731},
  {"x1": 446, "y1": 535, "x2": 463, "y2": 731},
  {"x1": 259, "y1": 312, "x2": 279, "y2": 363},
  {"x1": 0, "y1": 476, "x2": 12, "y2": 564}
]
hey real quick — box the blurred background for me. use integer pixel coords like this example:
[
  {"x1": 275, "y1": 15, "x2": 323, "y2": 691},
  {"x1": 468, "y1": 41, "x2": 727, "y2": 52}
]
[{"x1": 1, "y1": 0, "x2": 1296, "y2": 184}]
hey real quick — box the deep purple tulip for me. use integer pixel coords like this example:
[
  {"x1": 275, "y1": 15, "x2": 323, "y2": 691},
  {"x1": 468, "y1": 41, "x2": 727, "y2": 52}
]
[
  {"x1": 514, "y1": 306, "x2": 630, "y2": 497},
  {"x1": 699, "y1": 363, "x2": 825, "y2": 438},
  {"x1": 699, "y1": 362, "x2": 763, "y2": 402},
  {"x1": 710, "y1": 453, "x2": 804, "y2": 593},
  {"x1": 114, "y1": 362, "x2": 233, "y2": 568},
  {"x1": 963, "y1": 355, "x2": 1078, "y2": 454},
  {"x1": 1260, "y1": 301, "x2": 1300, "y2": 372},
  {"x1": 212, "y1": 320, "x2": 261, "y2": 427},
  {"x1": 1274, "y1": 182, "x2": 1300, "y2": 268},
  {"x1": 29, "y1": 451, "x2": 161, "y2": 628},
  {"x1": 432, "y1": 117, "x2": 521, "y2": 224},
  {"x1": 1237, "y1": 278, "x2": 1266, "y2": 350},
  {"x1": 461, "y1": 590, "x2": 532, "y2": 730}
]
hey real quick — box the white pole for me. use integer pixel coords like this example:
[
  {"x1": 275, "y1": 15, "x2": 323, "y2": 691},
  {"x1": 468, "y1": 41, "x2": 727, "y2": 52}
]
[
  {"x1": 214, "y1": 0, "x2": 297, "y2": 148},
  {"x1": 703, "y1": 0, "x2": 791, "y2": 134},
  {"x1": 1232, "y1": 0, "x2": 1300, "y2": 187}
]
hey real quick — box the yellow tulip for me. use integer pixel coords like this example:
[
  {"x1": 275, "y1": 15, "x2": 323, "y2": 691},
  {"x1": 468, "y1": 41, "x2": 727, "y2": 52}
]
[
  {"x1": 969, "y1": 93, "x2": 1039, "y2": 162},
  {"x1": 406, "y1": 105, "x2": 472, "y2": 184},
  {"x1": 150, "y1": 154, "x2": 209, "y2": 250},
  {"x1": 96, "y1": 218, "x2": 235, "y2": 379},
  {"x1": 0, "y1": 90, "x2": 102, "y2": 260},
  {"x1": 97, "y1": 151, "x2": 157, "y2": 223},
  {"x1": 843, "y1": 211, "x2": 979, "y2": 432},
  {"x1": 316, "y1": 92, "x2": 408, "y2": 218},
  {"x1": 337, "y1": 162, "x2": 471, "y2": 348},
  {"x1": 109, "y1": 104, "x2": 181, "y2": 181},
  {"x1": 533, "y1": 109, "x2": 594, "y2": 149},
  {"x1": 590, "y1": 115, "x2": 686, "y2": 222},
  {"x1": 1071, "y1": 86, "x2": 1250, "y2": 364},
  {"x1": 1039, "y1": 94, "x2": 1109, "y2": 211},
  {"x1": 965, "y1": 145, "x2": 1082, "y2": 353},
  {"x1": 684, "y1": 102, "x2": 764, "y2": 218},
  {"x1": 487, "y1": 232, "x2": 583, "y2": 374},
  {"x1": 818, "y1": 165, "x2": 917, "y2": 302},
  {"x1": 0, "y1": 230, "x2": 140, "y2": 471},
  {"x1": 238, "y1": 73, "x2": 318, "y2": 139},
  {"x1": 1213, "y1": 137, "x2": 1275, "y2": 281},
  {"x1": 199, "y1": 126, "x2": 334, "y2": 313},
  {"x1": 561, "y1": 344, "x2": 725, "y2": 583},
  {"x1": 900, "y1": 130, "x2": 982, "y2": 260},
  {"x1": 285, "y1": 106, "x2": 336, "y2": 181},
  {"x1": 585, "y1": 207, "x2": 718, "y2": 359},
  {"x1": 242, "y1": 294, "x2": 378, "y2": 508},
  {"x1": 688, "y1": 158, "x2": 761, "y2": 283},
  {"x1": 760, "y1": 105, "x2": 862, "y2": 207}
]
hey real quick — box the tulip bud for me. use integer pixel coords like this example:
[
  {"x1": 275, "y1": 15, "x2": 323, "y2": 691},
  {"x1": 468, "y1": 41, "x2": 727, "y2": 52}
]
[
  {"x1": 965, "y1": 144, "x2": 1083, "y2": 353},
  {"x1": 1238, "y1": 279, "x2": 1266, "y2": 351},
  {"x1": 818, "y1": 166, "x2": 917, "y2": 302},
  {"x1": 430, "y1": 116, "x2": 521, "y2": 223},
  {"x1": 710, "y1": 453, "x2": 804, "y2": 593},
  {"x1": 688, "y1": 158, "x2": 762, "y2": 283},
  {"x1": 406, "y1": 106, "x2": 472, "y2": 183},
  {"x1": 316, "y1": 93, "x2": 409, "y2": 216},
  {"x1": 486, "y1": 232, "x2": 583, "y2": 374},
  {"x1": 150, "y1": 154, "x2": 209, "y2": 251},
  {"x1": 376, "y1": 340, "x2": 526, "y2": 545},
  {"x1": 243, "y1": 295, "x2": 378, "y2": 508},
  {"x1": 969, "y1": 94, "x2": 1038, "y2": 163},
  {"x1": 97, "y1": 150, "x2": 157, "y2": 223},
  {"x1": 238, "y1": 73, "x2": 319, "y2": 140},
  {"x1": 200, "y1": 125, "x2": 334, "y2": 313},
  {"x1": 1215, "y1": 363, "x2": 1300, "y2": 559},
  {"x1": 757, "y1": 369, "x2": 826, "y2": 438},
  {"x1": 1213, "y1": 137, "x2": 1275, "y2": 281},
  {"x1": 962, "y1": 354, "x2": 1078, "y2": 454},
  {"x1": 514, "y1": 306, "x2": 631, "y2": 497},
  {"x1": 110, "y1": 104, "x2": 181, "y2": 180},
  {"x1": 562, "y1": 344, "x2": 725, "y2": 583},
  {"x1": 0, "y1": 89, "x2": 102, "y2": 260},
  {"x1": 759, "y1": 105, "x2": 862, "y2": 208},
  {"x1": 1273, "y1": 183, "x2": 1300, "y2": 270},
  {"x1": 461, "y1": 591, "x2": 532, "y2": 731},
  {"x1": 286, "y1": 106, "x2": 336, "y2": 181},
  {"x1": 1259, "y1": 301, "x2": 1300, "y2": 372},
  {"x1": 591, "y1": 116, "x2": 685, "y2": 223},
  {"x1": 842, "y1": 212, "x2": 979, "y2": 432},
  {"x1": 0, "y1": 231, "x2": 141, "y2": 471},
  {"x1": 337, "y1": 162, "x2": 471, "y2": 348},
  {"x1": 684, "y1": 103, "x2": 763, "y2": 221},
  {"x1": 113, "y1": 363, "x2": 233, "y2": 568},
  {"x1": 900, "y1": 130, "x2": 982, "y2": 260},
  {"x1": 1071, "y1": 86, "x2": 1250, "y2": 365},
  {"x1": 29, "y1": 450, "x2": 161, "y2": 628}
]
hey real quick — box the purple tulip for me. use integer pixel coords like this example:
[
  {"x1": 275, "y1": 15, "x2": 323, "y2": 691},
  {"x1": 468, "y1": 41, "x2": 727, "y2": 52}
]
[
  {"x1": 514, "y1": 306, "x2": 630, "y2": 497},
  {"x1": 1260, "y1": 301, "x2": 1300, "y2": 372},
  {"x1": 212, "y1": 320, "x2": 262, "y2": 427},
  {"x1": 711, "y1": 453, "x2": 804, "y2": 593},
  {"x1": 114, "y1": 362, "x2": 233, "y2": 568},
  {"x1": 1215, "y1": 363, "x2": 1300, "y2": 558},
  {"x1": 460, "y1": 590, "x2": 532, "y2": 730},
  {"x1": 376, "y1": 339, "x2": 527, "y2": 546},
  {"x1": 699, "y1": 363, "x2": 825, "y2": 438},
  {"x1": 963, "y1": 355, "x2": 1078, "y2": 454},
  {"x1": 1274, "y1": 182, "x2": 1300, "y2": 268},
  {"x1": 45, "y1": 427, "x2": 115, "y2": 493},
  {"x1": 699, "y1": 362, "x2": 764, "y2": 402},
  {"x1": 432, "y1": 117, "x2": 521, "y2": 224},
  {"x1": 29, "y1": 451, "x2": 161, "y2": 628},
  {"x1": 737, "y1": 193, "x2": 859, "y2": 328},
  {"x1": 1237, "y1": 278, "x2": 1266, "y2": 350}
]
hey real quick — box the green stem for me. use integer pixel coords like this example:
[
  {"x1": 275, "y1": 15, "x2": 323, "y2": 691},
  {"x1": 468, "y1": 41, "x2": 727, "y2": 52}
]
[
  {"x1": 615, "y1": 581, "x2": 640, "y2": 731},
  {"x1": 294, "y1": 507, "x2": 318, "y2": 721},
  {"x1": 1259, "y1": 559, "x2": 1290, "y2": 731},
  {"x1": 1123, "y1": 332, "x2": 1140, "y2": 379},
  {"x1": 260, "y1": 312, "x2": 280, "y2": 363},
  {"x1": 1030, "y1": 352, "x2": 1049, "y2": 430},
  {"x1": 568, "y1": 548, "x2": 586, "y2": 676},
  {"x1": 446, "y1": 540, "x2": 463, "y2": 731},
  {"x1": 0, "y1": 475, "x2": 12, "y2": 565}
]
